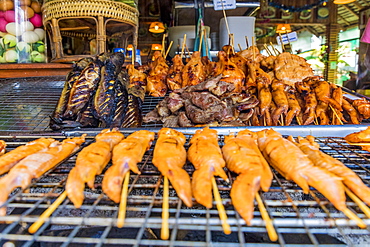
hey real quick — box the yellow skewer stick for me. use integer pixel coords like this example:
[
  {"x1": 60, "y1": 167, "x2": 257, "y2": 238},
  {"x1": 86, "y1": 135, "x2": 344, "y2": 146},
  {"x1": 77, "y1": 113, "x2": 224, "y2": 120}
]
[
  {"x1": 212, "y1": 177, "x2": 231, "y2": 235},
  {"x1": 161, "y1": 176, "x2": 169, "y2": 240},
  {"x1": 29, "y1": 191, "x2": 67, "y2": 234},
  {"x1": 345, "y1": 187, "x2": 370, "y2": 219},
  {"x1": 117, "y1": 171, "x2": 130, "y2": 228},
  {"x1": 255, "y1": 193, "x2": 278, "y2": 242},
  {"x1": 342, "y1": 208, "x2": 367, "y2": 229},
  {"x1": 329, "y1": 105, "x2": 344, "y2": 125},
  {"x1": 165, "y1": 41, "x2": 174, "y2": 59},
  {"x1": 181, "y1": 34, "x2": 187, "y2": 58}
]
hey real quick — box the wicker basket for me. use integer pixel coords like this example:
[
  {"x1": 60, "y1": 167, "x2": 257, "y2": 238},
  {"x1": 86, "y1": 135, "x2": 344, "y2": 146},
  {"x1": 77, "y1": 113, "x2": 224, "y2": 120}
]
[{"x1": 42, "y1": 0, "x2": 139, "y2": 26}]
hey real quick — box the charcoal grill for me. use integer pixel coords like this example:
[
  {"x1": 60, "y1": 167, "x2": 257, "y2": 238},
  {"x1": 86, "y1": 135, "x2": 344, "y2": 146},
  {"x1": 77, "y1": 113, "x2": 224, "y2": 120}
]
[
  {"x1": 1, "y1": 77, "x2": 370, "y2": 246},
  {"x1": 0, "y1": 129, "x2": 369, "y2": 246}
]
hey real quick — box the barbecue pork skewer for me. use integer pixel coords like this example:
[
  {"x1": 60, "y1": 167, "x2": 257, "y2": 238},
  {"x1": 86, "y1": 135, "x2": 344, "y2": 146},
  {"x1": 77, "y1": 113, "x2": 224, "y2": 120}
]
[
  {"x1": 289, "y1": 135, "x2": 370, "y2": 205},
  {"x1": 257, "y1": 129, "x2": 347, "y2": 212},
  {"x1": 187, "y1": 127, "x2": 228, "y2": 208},
  {"x1": 66, "y1": 129, "x2": 124, "y2": 208},
  {"x1": 103, "y1": 130, "x2": 155, "y2": 203},
  {"x1": 0, "y1": 135, "x2": 86, "y2": 216},
  {"x1": 222, "y1": 129, "x2": 273, "y2": 225},
  {"x1": 0, "y1": 137, "x2": 55, "y2": 175},
  {"x1": 152, "y1": 128, "x2": 192, "y2": 207}
]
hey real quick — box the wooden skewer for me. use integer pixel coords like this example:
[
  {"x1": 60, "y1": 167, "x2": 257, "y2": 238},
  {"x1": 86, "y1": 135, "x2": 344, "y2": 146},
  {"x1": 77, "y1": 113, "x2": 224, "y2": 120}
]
[
  {"x1": 117, "y1": 171, "x2": 130, "y2": 228},
  {"x1": 204, "y1": 29, "x2": 210, "y2": 56},
  {"x1": 181, "y1": 34, "x2": 187, "y2": 58},
  {"x1": 346, "y1": 142, "x2": 370, "y2": 146},
  {"x1": 256, "y1": 193, "x2": 278, "y2": 242},
  {"x1": 212, "y1": 177, "x2": 231, "y2": 235},
  {"x1": 296, "y1": 116, "x2": 302, "y2": 126},
  {"x1": 221, "y1": 1, "x2": 231, "y2": 37},
  {"x1": 342, "y1": 208, "x2": 367, "y2": 229},
  {"x1": 245, "y1": 36, "x2": 249, "y2": 48},
  {"x1": 329, "y1": 105, "x2": 344, "y2": 125},
  {"x1": 199, "y1": 29, "x2": 204, "y2": 54},
  {"x1": 238, "y1": 43, "x2": 242, "y2": 52},
  {"x1": 269, "y1": 42, "x2": 280, "y2": 55},
  {"x1": 29, "y1": 191, "x2": 67, "y2": 234},
  {"x1": 345, "y1": 187, "x2": 370, "y2": 218},
  {"x1": 161, "y1": 34, "x2": 166, "y2": 56},
  {"x1": 165, "y1": 41, "x2": 173, "y2": 59},
  {"x1": 161, "y1": 176, "x2": 169, "y2": 240},
  {"x1": 263, "y1": 44, "x2": 273, "y2": 56}
]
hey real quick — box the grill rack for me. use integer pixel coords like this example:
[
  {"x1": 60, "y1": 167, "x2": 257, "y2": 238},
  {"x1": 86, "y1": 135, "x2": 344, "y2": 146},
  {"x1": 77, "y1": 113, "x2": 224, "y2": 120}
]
[{"x1": 0, "y1": 130, "x2": 369, "y2": 246}]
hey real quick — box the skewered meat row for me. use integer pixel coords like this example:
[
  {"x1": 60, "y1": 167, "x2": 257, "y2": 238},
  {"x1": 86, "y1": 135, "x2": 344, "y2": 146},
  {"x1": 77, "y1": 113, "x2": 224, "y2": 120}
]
[
  {"x1": 0, "y1": 135, "x2": 86, "y2": 216},
  {"x1": 103, "y1": 130, "x2": 155, "y2": 203},
  {"x1": 152, "y1": 128, "x2": 193, "y2": 207},
  {"x1": 50, "y1": 52, "x2": 143, "y2": 130},
  {"x1": 344, "y1": 126, "x2": 370, "y2": 152},
  {"x1": 187, "y1": 127, "x2": 228, "y2": 208},
  {"x1": 66, "y1": 129, "x2": 124, "y2": 208},
  {"x1": 289, "y1": 135, "x2": 370, "y2": 205},
  {"x1": 257, "y1": 129, "x2": 347, "y2": 211},
  {"x1": 222, "y1": 130, "x2": 273, "y2": 225},
  {"x1": 0, "y1": 137, "x2": 55, "y2": 175}
]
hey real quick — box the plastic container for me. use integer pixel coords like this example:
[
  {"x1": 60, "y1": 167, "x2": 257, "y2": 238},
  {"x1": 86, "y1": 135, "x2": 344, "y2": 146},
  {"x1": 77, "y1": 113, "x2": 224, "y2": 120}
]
[
  {"x1": 113, "y1": 48, "x2": 126, "y2": 55},
  {"x1": 0, "y1": 0, "x2": 46, "y2": 63},
  {"x1": 219, "y1": 17, "x2": 255, "y2": 52},
  {"x1": 135, "y1": 49, "x2": 141, "y2": 65}
]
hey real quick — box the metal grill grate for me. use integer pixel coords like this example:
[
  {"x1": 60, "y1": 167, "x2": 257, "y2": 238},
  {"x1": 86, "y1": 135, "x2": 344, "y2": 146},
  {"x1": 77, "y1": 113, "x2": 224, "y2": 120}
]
[{"x1": 0, "y1": 131, "x2": 369, "y2": 246}]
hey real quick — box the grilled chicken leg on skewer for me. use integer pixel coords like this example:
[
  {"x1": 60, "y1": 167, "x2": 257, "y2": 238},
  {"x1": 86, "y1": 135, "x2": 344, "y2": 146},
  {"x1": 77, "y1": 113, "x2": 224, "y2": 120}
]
[
  {"x1": 257, "y1": 129, "x2": 346, "y2": 211},
  {"x1": 187, "y1": 127, "x2": 228, "y2": 208},
  {"x1": 222, "y1": 130, "x2": 273, "y2": 225},
  {"x1": 103, "y1": 130, "x2": 155, "y2": 203},
  {"x1": 0, "y1": 135, "x2": 86, "y2": 216},
  {"x1": 66, "y1": 129, "x2": 124, "y2": 208},
  {"x1": 167, "y1": 55, "x2": 184, "y2": 91},
  {"x1": 289, "y1": 135, "x2": 370, "y2": 205},
  {"x1": 271, "y1": 79, "x2": 288, "y2": 125},
  {"x1": 152, "y1": 128, "x2": 192, "y2": 207},
  {"x1": 146, "y1": 51, "x2": 169, "y2": 97},
  {"x1": 0, "y1": 138, "x2": 55, "y2": 176},
  {"x1": 284, "y1": 86, "x2": 301, "y2": 126}
]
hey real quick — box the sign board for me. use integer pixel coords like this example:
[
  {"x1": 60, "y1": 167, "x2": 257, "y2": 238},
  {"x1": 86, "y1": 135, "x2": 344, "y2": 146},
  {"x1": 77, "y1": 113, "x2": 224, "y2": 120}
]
[
  {"x1": 276, "y1": 32, "x2": 298, "y2": 45},
  {"x1": 213, "y1": 0, "x2": 236, "y2": 11}
]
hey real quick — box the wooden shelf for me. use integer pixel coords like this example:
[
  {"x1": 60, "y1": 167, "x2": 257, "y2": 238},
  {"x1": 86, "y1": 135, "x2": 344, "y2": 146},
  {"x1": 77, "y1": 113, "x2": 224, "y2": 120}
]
[{"x1": 0, "y1": 63, "x2": 73, "y2": 78}]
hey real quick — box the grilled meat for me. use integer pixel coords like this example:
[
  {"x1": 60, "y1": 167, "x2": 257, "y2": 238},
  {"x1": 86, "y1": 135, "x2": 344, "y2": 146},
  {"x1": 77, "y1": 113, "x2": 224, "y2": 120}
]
[
  {"x1": 181, "y1": 51, "x2": 206, "y2": 88},
  {"x1": 110, "y1": 78, "x2": 129, "y2": 128},
  {"x1": 126, "y1": 64, "x2": 147, "y2": 91},
  {"x1": 76, "y1": 99, "x2": 99, "y2": 128},
  {"x1": 188, "y1": 127, "x2": 228, "y2": 208},
  {"x1": 0, "y1": 135, "x2": 86, "y2": 216},
  {"x1": 351, "y1": 98, "x2": 370, "y2": 119},
  {"x1": 0, "y1": 137, "x2": 55, "y2": 175},
  {"x1": 284, "y1": 86, "x2": 301, "y2": 126},
  {"x1": 257, "y1": 129, "x2": 346, "y2": 211},
  {"x1": 167, "y1": 54, "x2": 184, "y2": 91},
  {"x1": 0, "y1": 140, "x2": 5, "y2": 156},
  {"x1": 313, "y1": 80, "x2": 342, "y2": 111},
  {"x1": 271, "y1": 79, "x2": 288, "y2": 125},
  {"x1": 66, "y1": 129, "x2": 123, "y2": 208},
  {"x1": 103, "y1": 130, "x2": 155, "y2": 203},
  {"x1": 152, "y1": 128, "x2": 192, "y2": 207},
  {"x1": 222, "y1": 130, "x2": 272, "y2": 225},
  {"x1": 344, "y1": 126, "x2": 370, "y2": 143},
  {"x1": 290, "y1": 135, "x2": 370, "y2": 205},
  {"x1": 146, "y1": 51, "x2": 168, "y2": 97}
]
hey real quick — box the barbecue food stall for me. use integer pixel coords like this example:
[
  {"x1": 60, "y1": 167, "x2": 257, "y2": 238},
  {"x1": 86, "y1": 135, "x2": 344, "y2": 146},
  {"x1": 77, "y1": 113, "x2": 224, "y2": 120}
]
[{"x1": 0, "y1": 2, "x2": 370, "y2": 247}]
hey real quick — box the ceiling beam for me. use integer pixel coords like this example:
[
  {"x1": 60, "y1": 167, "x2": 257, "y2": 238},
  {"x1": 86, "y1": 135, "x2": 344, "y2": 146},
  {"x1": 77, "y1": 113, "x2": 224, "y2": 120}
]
[{"x1": 341, "y1": 4, "x2": 359, "y2": 19}]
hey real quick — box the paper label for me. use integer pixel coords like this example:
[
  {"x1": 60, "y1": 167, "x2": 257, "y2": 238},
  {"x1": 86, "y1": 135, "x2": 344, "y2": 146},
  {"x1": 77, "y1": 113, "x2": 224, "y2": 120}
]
[
  {"x1": 213, "y1": 0, "x2": 236, "y2": 11},
  {"x1": 276, "y1": 32, "x2": 298, "y2": 45}
]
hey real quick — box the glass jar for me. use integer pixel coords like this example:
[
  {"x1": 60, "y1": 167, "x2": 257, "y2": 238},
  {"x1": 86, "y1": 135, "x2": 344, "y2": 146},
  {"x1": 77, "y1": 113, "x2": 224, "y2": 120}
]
[{"x1": 0, "y1": 0, "x2": 46, "y2": 63}]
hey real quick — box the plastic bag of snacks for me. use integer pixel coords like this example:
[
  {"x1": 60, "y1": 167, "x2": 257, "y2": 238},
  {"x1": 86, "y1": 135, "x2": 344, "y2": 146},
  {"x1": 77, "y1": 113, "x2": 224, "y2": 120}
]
[{"x1": 0, "y1": 0, "x2": 46, "y2": 63}]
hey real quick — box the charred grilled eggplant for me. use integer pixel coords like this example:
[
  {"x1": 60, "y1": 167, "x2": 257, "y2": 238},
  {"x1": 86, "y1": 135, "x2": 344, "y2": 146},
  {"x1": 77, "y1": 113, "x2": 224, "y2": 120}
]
[
  {"x1": 77, "y1": 99, "x2": 100, "y2": 128},
  {"x1": 93, "y1": 53, "x2": 125, "y2": 127},
  {"x1": 49, "y1": 57, "x2": 93, "y2": 130},
  {"x1": 110, "y1": 78, "x2": 128, "y2": 128},
  {"x1": 121, "y1": 94, "x2": 143, "y2": 128},
  {"x1": 62, "y1": 58, "x2": 103, "y2": 119}
]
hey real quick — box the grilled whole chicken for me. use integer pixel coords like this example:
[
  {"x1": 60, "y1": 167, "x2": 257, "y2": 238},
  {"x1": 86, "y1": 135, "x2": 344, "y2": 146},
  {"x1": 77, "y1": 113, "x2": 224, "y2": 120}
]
[
  {"x1": 103, "y1": 130, "x2": 155, "y2": 203},
  {"x1": 187, "y1": 127, "x2": 228, "y2": 208},
  {"x1": 66, "y1": 129, "x2": 124, "y2": 208},
  {"x1": 152, "y1": 128, "x2": 192, "y2": 207},
  {"x1": 146, "y1": 51, "x2": 168, "y2": 97},
  {"x1": 181, "y1": 51, "x2": 206, "y2": 88},
  {"x1": 222, "y1": 130, "x2": 272, "y2": 225},
  {"x1": 257, "y1": 129, "x2": 347, "y2": 211},
  {"x1": 166, "y1": 54, "x2": 184, "y2": 91},
  {"x1": 0, "y1": 135, "x2": 86, "y2": 216}
]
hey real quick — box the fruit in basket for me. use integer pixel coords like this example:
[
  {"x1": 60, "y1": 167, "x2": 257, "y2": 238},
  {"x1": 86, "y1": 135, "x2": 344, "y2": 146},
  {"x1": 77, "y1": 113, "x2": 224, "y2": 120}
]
[
  {"x1": 30, "y1": 1, "x2": 41, "y2": 13},
  {"x1": 0, "y1": 0, "x2": 14, "y2": 11},
  {"x1": 29, "y1": 13, "x2": 41, "y2": 27},
  {"x1": 3, "y1": 33, "x2": 15, "y2": 47},
  {"x1": 4, "y1": 48, "x2": 17, "y2": 62}
]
